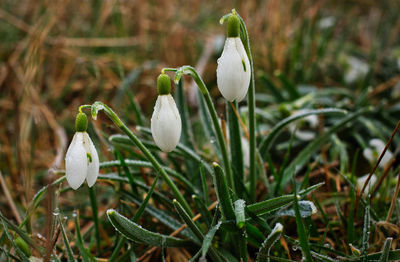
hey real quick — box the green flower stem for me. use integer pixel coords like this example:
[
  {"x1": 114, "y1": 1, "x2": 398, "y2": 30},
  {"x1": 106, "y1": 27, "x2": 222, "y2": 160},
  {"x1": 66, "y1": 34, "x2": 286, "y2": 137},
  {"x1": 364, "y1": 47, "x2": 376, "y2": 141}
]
[
  {"x1": 163, "y1": 66, "x2": 234, "y2": 190},
  {"x1": 221, "y1": 11, "x2": 256, "y2": 201},
  {"x1": 237, "y1": 13, "x2": 257, "y2": 202},
  {"x1": 90, "y1": 102, "x2": 192, "y2": 216},
  {"x1": 88, "y1": 186, "x2": 100, "y2": 255}
]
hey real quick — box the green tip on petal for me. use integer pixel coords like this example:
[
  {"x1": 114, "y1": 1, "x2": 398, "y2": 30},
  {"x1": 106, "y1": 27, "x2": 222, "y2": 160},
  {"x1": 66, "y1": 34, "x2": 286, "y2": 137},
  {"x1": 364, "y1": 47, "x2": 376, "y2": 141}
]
[
  {"x1": 157, "y1": 73, "x2": 171, "y2": 95},
  {"x1": 75, "y1": 112, "x2": 88, "y2": 132},
  {"x1": 227, "y1": 12, "x2": 240, "y2": 37}
]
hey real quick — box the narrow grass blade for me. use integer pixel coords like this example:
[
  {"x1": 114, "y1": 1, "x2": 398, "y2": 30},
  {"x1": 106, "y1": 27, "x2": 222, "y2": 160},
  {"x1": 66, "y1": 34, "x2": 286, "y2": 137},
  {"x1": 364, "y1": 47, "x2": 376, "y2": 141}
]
[
  {"x1": 379, "y1": 237, "x2": 393, "y2": 262},
  {"x1": 259, "y1": 72, "x2": 285, "y2": 102},
  {"x1": 281, "y1": 108, "x2": 368, "y2": 187},
  {"x1": 227, "y1": 101, "x2": 244, "y2": 197},
  {"x1": 234, "y1": 199, "x2": 246, "y2": 229},
  {"x1": 293, "y1": 179, "x2": 313, "y2": 262},
  {"x1": 173, "y1": 200, "x2": 222, "y2": 261},
  {"x1": 106, "y1": 209, "x2": 189, "y2": 247},
  {"x1": 88, "y1": 186, "x2": 100, "y2": 255},
  {"x1": 212, "y1": 163, "x2": 235, "y2": 222},
  {"x1": 201, "y1": 221, "x2": 222, "y2": 259},
  {"x1": 275, "y1": 200, "x2": 317, "y2": 218},
  {"x1": 247, "y1": 182, "x2": 323, "y2": 216},
  {"x1": 361, "y1": 205, "x2": 370, "y2": 262},
  {"x1": 1, "y1": 219, "x2": 29, "y2": 262},
  {"x1": 256, "y1": 223, "x2": 283, "y2": 262},
  {"x1": 274, "y1": 70, "x2": 300, "y2": 100},
  {"x1": 175, "y1": 78, "x2": 194, "y2": 148},
  {"x1": 0, "y1": 211, "x2": 43, "y2": 254},
  {"x1": 58, "y1": 216, "x2": 75, "y2": 262},
  {"x1": 200, "y1": 165, "x2": 210, "y2": 206},
  {"x1": 310, "y1": 251, "x2": 337, "y2": 262},
  {"x1": 259, "y1": 108, "x2": 347, "y2": 155},
  {"x1": 74, "y1": 211, "x2": 94, "y2": 262},
  {"x1": 100, "y1": 159, "x2": 195, "y2": 193},
  {"x1": 192, "y1": 195, "x2": 212, "y2": 227}
]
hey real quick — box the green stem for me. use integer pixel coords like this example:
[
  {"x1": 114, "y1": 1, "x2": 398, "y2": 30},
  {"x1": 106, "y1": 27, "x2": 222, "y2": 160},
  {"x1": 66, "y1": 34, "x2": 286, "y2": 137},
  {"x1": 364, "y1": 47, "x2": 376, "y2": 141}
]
[
  {"x1": 90, "y1": 102, "x2": 192, "y2": 216},
  {"x1": 164, "y1": 66, "x2": 234, "y2": 189},
  {"x1": 88, "y1": 186, "x2": 100, "y2": 255},
  {"x1": 237, "y1": 13, "x2": 257, "y2": 202}
]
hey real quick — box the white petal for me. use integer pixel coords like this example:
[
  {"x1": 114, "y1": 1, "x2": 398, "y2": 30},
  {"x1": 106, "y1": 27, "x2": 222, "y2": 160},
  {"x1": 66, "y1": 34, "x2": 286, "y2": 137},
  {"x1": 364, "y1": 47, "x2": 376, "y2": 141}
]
[
  {"x1": 294, "y1": 130, "x2": 315, "y2": 141},
  {"x1": 233, "y1": 38, "x2": 251, "y2": 102},
  {"x1": 65, "y1": 132, "x2": 87, "y2": 190},
  {"x1": 151, "y1": 95, "x2": 182, "y2": 152},
  {"x1": 83, "y1": 133, "x2": 99, "y2": 187},
  {"x1": 363, "y1": 148, "x2": 374, "y2": 163},
  {"x1": 356, "y1": 174, "x2": 377, "y2": 195},
  {"x1": 370, "y1": 139, "x2": 386, "y2": 152},
  {"x1": 217, "y1": 37, "x2": 251, "y2": 102},
  {"x1": 380, "y1": 150, "x2": 393, "y2": 168}
]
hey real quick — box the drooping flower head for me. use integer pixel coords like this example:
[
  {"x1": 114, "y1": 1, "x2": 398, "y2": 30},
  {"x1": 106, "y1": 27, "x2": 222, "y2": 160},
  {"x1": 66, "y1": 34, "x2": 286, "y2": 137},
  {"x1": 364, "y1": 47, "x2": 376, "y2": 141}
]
[
  {"x1": 216, "y1": 10, "x2": 251, "y2": 102},
  {"x1": 65, "y1": 112, "x2": 99, "y2": 190},
  {"x1": 363, "y1": 138, "x2": 393, "y2": 168},
  {"x1": 151, "y1": 73, "x2": 182, "y2": 152}
]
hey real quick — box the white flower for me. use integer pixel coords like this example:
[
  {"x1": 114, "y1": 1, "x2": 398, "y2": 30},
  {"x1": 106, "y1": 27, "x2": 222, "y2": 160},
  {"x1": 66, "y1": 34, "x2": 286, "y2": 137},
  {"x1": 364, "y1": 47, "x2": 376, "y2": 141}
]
[
  {"x1": 288, "y1": 110, "x2": 319, "y2": 141},
  {"x1": 356, "y1": 173, "x2": 377, "y2": 196},
  {"x1": 363, "y1": 138, "x2": 393, "y2": 168},
  {"x1": 344, "y1": 56, "x2": 369, "y2": 84},
  {"x1": 216, "y1": 37, "x2": 251, "y2": 101},
  {"x1": 65, "y1": 132, "x2": 99, "y2": 190},
  {"x1": 151, "y1": 94, "x2": 182, "y2": 152}
]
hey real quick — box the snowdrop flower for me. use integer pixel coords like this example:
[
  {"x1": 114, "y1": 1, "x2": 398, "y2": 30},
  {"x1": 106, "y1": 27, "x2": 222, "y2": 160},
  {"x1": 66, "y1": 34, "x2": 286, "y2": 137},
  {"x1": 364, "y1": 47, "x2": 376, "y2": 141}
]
[
  {"x1": 288, "y1": 109, "x2": 319, "y2": 141},
  {"x1": 343, "y1": 56, "x2": 369, "y2": 84},
  {"x1": 363, "y1": 138, "x2": 393, "y2": 168},
  {"x1": 216, "y1": 10, "x2": 251, "y2": 102},
  {"x1": 151, "y1": 73, "x2": 181, "y2": 152},
  {"x1": 65, "y1": 112, "x2": 99, "y2": 190},
  {"x1": 356, "y1": 173, "x2": 377, "y2": 196}
]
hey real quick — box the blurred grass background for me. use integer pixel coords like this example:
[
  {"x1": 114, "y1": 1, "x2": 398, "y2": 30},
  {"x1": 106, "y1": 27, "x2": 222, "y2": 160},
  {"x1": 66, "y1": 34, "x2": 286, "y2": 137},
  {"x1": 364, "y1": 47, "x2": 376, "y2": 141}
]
[{"x1": 1, "y1": 0, "x2": 400, "y2": 258}]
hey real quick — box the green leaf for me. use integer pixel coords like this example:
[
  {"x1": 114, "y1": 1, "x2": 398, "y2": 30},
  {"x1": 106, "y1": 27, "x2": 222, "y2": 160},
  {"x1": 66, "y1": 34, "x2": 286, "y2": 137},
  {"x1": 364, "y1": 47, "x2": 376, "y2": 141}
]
[
  {"x1": 256, "y1": 223, "x2": 283, "y2": 262},
  {"x1": 58, "y1": 216, "x2": 75, "y2": 262},
  {"x1": 173, "y1": 200, "x2": 222, "y2": 262},
  {"x1": 281, "y1": 108, "x2": 369, "y2": 187},
  {"x1": 361, "y1": 205, "x2": 370, "y2": 262},
  {"x1": 107, "y1": 209, "x2": 189, "y2": 247},
  {"x1": 1, "y1": 219, "x2": 30, "y2": 262},
  {"x1": 310, "y1": 251, "x2": 337, "y2": 262},
  {"x1": 247, "y1": 183, "x2": 323, "y2": 216},
  {"x1": 275, "y1": 200, "x2": 317, "y2": 218},
  {"x1": 227, "y1": 101, "x2": 244, "y2": 198},
  {"x1": 274, "y1": 70, "x2": 300, "y2": 100},
  {"x1": 259, "y1": 108, "x2": 347, "y2": 155},
  {"x1": 234, "y1": 199, "x2": 246, "y2": 229},
  {"x1": 379, "y1": 237, "x2": 393, "y2": 262},
  {"x1": 293, "y1": 179, "x2": 313, "y2": 262},
  {"x1": 74, "y1": 211, "x2": 94, "y2": 262},
  {"x1": 0, "y1": 211, "x2": 44, "y2": 255},
  {"x1": 213, "y1": 163, "x2": 235, "y2": 222},
  {"x1": 201, "y1": 221, "x2": 222, "y2": 259},
  {"x1": 192, "y1": 195, "x2": 212, "y2": 227}
]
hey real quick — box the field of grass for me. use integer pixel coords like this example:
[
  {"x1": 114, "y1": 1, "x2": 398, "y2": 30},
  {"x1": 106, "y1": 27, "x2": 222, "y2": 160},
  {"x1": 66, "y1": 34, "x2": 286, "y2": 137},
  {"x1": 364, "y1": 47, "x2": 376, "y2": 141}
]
[{"x1": 1, "y1": 0, "x2": 400, "y2": 261}]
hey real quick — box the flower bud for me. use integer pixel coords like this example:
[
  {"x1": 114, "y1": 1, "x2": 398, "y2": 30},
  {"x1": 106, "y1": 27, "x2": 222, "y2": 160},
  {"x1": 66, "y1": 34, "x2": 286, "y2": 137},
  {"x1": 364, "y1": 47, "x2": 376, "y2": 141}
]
[
  {"x1": 217, "y1": 12, "x2": 250, "y2": 102},
  {"x1": 157, "y1": 73, "x2": 171, "y2": 95},
  {"x1": 65, "y1": 113, "x2": 99, "y2": 190},
  {"x1": 75, "y1": 112, "x2": 88, "y2": 132},
  {"x1": 151, "y1": 93, "x2": 181, "y2": 152},
  {"x1": 227, "y1": 11, "x2": 240, "y2": 37}
]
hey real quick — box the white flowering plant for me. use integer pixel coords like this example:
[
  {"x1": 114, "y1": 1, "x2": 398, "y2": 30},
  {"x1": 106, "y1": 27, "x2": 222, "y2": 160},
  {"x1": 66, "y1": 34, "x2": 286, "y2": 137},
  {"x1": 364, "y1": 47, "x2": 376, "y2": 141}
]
[{"x1": 2, "y1": 4, "x2": 400, "y2": 262}]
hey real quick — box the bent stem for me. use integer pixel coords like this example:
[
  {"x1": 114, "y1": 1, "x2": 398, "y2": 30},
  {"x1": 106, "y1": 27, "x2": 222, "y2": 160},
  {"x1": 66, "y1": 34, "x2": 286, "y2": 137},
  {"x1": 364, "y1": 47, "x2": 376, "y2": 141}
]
[
  {"x1": 89, "y1": 101, "x2": 192, "y2": 216},
  {"x1": 163, "y1": 66, "x2": 234, "y2": 190}
]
